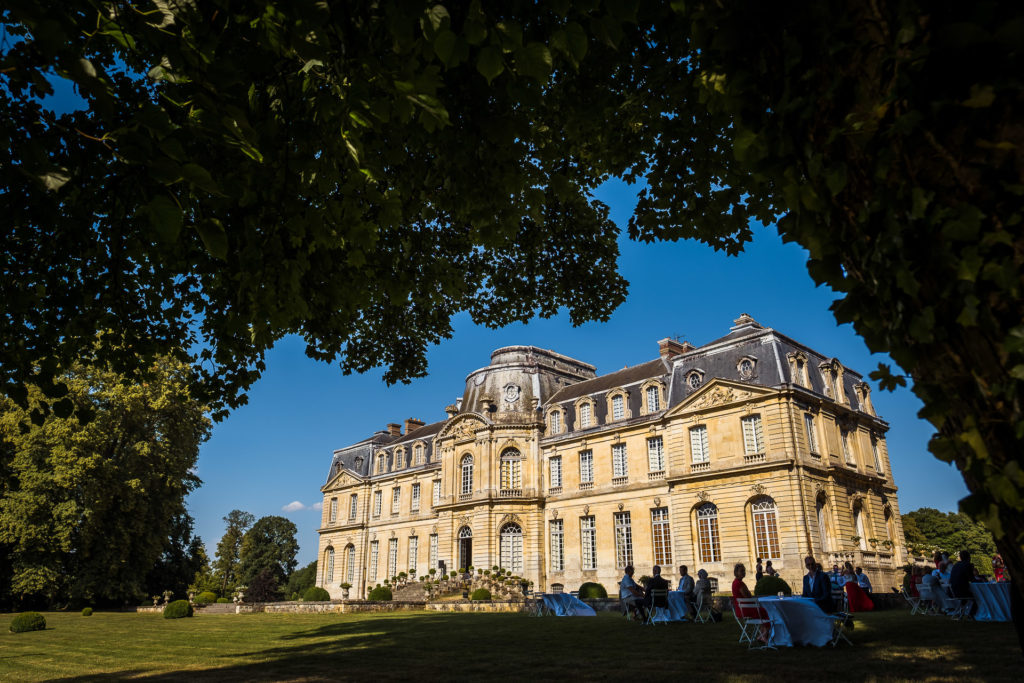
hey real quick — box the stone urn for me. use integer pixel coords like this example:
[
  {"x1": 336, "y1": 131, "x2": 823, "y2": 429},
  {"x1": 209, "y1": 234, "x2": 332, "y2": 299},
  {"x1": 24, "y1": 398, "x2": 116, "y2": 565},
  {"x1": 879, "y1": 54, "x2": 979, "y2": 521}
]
[{"x1": 341, "y1": 584, "x2": 351, "y2": 600}]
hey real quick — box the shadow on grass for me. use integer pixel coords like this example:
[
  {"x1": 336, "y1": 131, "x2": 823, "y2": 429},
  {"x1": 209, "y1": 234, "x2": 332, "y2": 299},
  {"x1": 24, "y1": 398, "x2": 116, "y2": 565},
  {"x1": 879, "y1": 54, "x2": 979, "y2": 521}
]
[{"x1": 50, "y1": 611, "x2": 1018, "y2": 682}]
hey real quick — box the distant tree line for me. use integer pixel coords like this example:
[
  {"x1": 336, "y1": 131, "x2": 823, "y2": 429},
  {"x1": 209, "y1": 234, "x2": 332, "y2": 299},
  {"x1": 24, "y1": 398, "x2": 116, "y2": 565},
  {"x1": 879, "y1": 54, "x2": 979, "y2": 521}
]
[{"x1": 903, "y1": 508, "x2": 999, "y2": 576}]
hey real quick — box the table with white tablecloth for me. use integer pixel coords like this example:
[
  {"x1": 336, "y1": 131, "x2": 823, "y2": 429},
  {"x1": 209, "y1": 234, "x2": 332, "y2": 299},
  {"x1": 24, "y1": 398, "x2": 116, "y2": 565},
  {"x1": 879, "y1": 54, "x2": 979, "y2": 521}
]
[
  {"x1": 917, "y1": 581, "x2": 955, "y2": 612},
  {"x1": 540, "y1": 593, "x2": 596, "y2": 616},
  {"x1": 648, "y1": 591, "x2": 692, "y2": 623},
  {"x1": 969, "y1": 582, "x2": 1011, "y2": 622},
  {"x1": 757, "y1": 596, "x2": 834, "y2": 647}
]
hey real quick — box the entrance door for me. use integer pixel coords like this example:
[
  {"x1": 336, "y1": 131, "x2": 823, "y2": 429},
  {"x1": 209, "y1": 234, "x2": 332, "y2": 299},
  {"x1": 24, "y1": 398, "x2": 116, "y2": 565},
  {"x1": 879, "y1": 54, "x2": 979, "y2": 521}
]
[{"x1": 458, "y1": 526, "x2": 473, "y2": 570}]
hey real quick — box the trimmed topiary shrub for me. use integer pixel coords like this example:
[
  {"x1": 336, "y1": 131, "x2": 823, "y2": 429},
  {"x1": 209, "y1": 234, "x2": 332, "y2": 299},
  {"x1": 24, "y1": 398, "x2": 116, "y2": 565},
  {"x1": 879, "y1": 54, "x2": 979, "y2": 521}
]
[
  {"x1": 577, "y1": 582, "x2": 608, "y2": 599},
  {"x1": 303, "y1": 586, "x2": 331, "y2": 602},
  {"x1": 754, "y1": 576, "x2": 793, "y2": 597},
  {"x1": 10, "y1": 612, "x2": 46, "y2": 633},
  {"x1": 196, "y1": 591, "x2": 217, "y2": 605},
  {"x1": 81, "y1": 607, "x2": 93, "y2": 617},
  {"x1": 216, "y1": 597, "x2": 230, "y2": 603},
  {"x1": 163, "y1": 599, "x2": 194, "y2": 619},
  {"x1": 367, "y1": 585, "x2": 393, "y2": 601},
  {"x1": 470, "y1": 588, "x2": 492, "y2": 601}
]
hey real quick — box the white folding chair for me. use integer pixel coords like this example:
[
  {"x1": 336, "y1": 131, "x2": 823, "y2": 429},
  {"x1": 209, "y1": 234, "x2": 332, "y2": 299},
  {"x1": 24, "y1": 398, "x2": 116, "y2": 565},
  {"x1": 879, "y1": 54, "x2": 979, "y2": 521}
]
[
  {"x1": 693, "y1": 591, "x2": 713, "y2": 624},
  {"x1": 950, "y1": 597, "x2": 974, "y2": 621},
  {"x1": 735, "y1": 597, "x2": 773, "y2": 649},
  {"x1": 645, "y1": 589, "x2": 669, "y2": 625},
  {"x1": 900, "y1": 588, "x2": 921, "y2": 615},
  {"x1": 831, "y1": 614, "x2": 853, "y2": 647}
]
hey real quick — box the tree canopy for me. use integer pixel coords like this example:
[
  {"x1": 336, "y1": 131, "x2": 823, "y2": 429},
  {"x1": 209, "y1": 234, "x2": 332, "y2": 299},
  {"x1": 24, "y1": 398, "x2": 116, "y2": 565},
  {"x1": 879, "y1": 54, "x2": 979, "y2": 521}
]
[
  {"x1": 213, "y1": 508, "x2": 254, "y2": 595},
  {"x1": 0, "y1": 355, "x2": 210, "y2": 606},
  {"x1": 3, "y1": 0, "x2": 1023, "y2": 640},
  {"x1": 236, "y1": 515, "x2": 299, "y2": 588},
  {"x1": 902, "y1": 508, "x2": 998, "y2": 576}
]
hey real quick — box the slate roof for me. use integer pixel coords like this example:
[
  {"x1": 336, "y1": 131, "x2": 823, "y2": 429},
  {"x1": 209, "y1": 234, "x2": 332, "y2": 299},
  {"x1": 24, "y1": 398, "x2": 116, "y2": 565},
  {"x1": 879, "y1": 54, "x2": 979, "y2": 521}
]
[{"x1": 546, "y1": 359, "x2": 668, "y2": 405}]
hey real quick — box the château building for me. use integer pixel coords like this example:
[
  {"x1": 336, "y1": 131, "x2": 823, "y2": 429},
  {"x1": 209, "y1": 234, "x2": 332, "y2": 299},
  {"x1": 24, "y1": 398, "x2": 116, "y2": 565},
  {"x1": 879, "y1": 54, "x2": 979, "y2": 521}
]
[{"x1": 317, "y1": 315, "x2": 906, "y2": 598}]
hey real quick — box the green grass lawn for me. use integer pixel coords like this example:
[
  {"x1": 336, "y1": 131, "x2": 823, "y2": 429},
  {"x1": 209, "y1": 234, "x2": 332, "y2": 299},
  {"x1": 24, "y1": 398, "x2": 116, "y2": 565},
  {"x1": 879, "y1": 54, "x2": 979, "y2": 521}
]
[{"x1": 0, "y1": 609, "x2": 1019, "y2": 682}]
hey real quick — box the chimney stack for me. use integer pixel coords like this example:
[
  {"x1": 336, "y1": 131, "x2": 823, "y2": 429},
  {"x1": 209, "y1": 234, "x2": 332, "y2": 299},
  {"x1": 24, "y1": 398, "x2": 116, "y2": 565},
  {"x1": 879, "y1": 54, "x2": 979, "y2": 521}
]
[
  {"x1": 404, "y1": 417, "x2": 425, "y2": 434},
  {"x1": 658, "y1": 338, "x2": 694, "y2": 361},
  {"x1": 386, "y1": 422, "x2": 402, "y2": 437}
]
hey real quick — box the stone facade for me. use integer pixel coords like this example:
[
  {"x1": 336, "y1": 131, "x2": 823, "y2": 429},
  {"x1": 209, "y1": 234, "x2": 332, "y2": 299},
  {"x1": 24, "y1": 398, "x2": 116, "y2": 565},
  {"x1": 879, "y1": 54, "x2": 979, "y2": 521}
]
[{"x1": 317, "y1": 315, "x2": 905, "y2": 600}]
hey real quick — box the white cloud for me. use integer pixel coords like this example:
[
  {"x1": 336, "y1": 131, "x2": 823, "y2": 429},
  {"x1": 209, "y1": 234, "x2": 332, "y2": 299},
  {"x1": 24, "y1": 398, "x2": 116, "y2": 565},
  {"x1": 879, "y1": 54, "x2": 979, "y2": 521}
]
[
  {"x1": 312, "y1": 502, "x2": 323, "y2": 511},
  {"x1": 282, "y1": 500, "x2": 307, "y2": 512}
]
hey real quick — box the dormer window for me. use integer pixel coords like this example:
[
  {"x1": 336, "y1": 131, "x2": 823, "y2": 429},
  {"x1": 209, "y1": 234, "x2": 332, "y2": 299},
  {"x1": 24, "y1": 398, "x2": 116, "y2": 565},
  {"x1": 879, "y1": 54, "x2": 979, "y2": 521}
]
[
  {"x1": 579, "y1": 402, "x2": 592, "y2": 429},
  {"x1": 686, "y1": 370, "x2": 704, "y2": 390},
  {"x1": 737, "y1": 356, "x2": 757, "y2": 380},
  {"x1": 612, "y1": 395, "x2": 625, "y2": 420},
  {"x1": 641, "y1": 380, "x2": 666, "y2": 414},
  {"x1": 550, "y1": 410, "x2": 562, "y2": 434}
]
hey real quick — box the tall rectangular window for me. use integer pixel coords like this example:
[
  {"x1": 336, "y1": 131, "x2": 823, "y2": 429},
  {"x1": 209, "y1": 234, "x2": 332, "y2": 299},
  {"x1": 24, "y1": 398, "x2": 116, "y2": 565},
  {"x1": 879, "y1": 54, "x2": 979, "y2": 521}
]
[
  {"x1": 741, "y1": 415, "x2": 764, "y2": 454},
  {"x1": 579, "y1": 450, "x2": 593, "y2": 484},
  {"x1": 614, "y1": 511, "x2": 633, "y2": 568},
  {"x1": 349, "y1": 494, "x2": 358, "y2": 520},
  {"x1": 388, "y1": 538, "x2": 398, "y2": 579},
  {"x1": 373, "y1": 490, "x2": 382, "y2": 518},
  {"x1": 346, "y1": 545, "x2": 356, "y2": 583},
  {"x1": 612, "y1": 444, "x2": 628, "y2": 478},
  {"x1": 690, "y1": 426, "x2": 709, "y2": 463},
  {"x1": 579, "y1": 403, "x2": 592, "y2": 428},
  {"x1": 646, "y1": 386, "x2": 660, "y2": 412},
  {"x1": 550, "y1": 411, "x2": 562, "y2": 434},
  {"x1": 550, "y1": 456, "x2": 562, "y2": 489},
  {"x1": 612, "y1": 395, "x2": 625, "y2": 420},
  {"x1": 841, "y1": 430, "x2": 854, "y2": 465},
  {"x1": 647, "y1": 436, "x2": 665, "y2": 472},
  {"x1": 696, "y1": 503, "x2": 721, "y2": 563},
  {"x1": 872, "y1": 436, "x2": 884, "y2": 474},
  {"x1": 369, "y1": 540, "x2": 379, "y2": 581},
  {"x1": 580, "y1": 516, "x2": 597, "y2": 570},
  {"x1": 550, "y1": 520, "x2": 564, "y2": 572},
  {"x1": 429, "y1": 534, "x2": 438, "y2": 571},
  {"x1": 651, "y1": 508, "x2": 672, "y2": 565},
  {"x1": 804, "y1": 414, "x2": 819, "y2": 453},
  {"x1": 329, "y1": 498, "x2": 337, "y2": 522},
  {"x1": 391, "y1": 487, "x2": 401, "y2": 514},
  {"x1": 411, "y1": 483, "x2": 421, "y2": 512},
  {"x1": 408, "y1": 536, "x2": 418, "y2": 575},
  {"x1": 433, "y1": 479, "x2": 442, "y2": 505}
]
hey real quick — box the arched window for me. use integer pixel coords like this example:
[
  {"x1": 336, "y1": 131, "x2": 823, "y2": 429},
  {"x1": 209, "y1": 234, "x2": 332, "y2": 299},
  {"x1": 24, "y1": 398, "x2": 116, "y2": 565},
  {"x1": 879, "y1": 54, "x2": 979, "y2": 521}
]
[
  {"x1": 324, "y1": 547, "x2": 335, "y2": 585},
  {"x1": 500, "y1": 448, "x2": 522, "y2": 491},
  {"x1": 646, "y1": 385, "x2": 660, "y2": 412},
  {"x1": 460, "y1": 454, "x2": 474, "y2": 495},
  {"x1": 500, "y1": 522, "x2": 523, "y2": 573},
  {"x1": 816, "y1": 494, "x2": 834, "y2": 553},
  {"x1": 696, "y1": 503, "x2": 720, "y2": 563},
  {"x1": 579, "y1": 402, "x2": 592, "y2": 428},
  {"x1": 751, "y1": 496, "x2": 780, "y2": 559},
  {"x1": 853, "y1": 502, "x2": 868, "y2": 550},
  {"x1": 345, "y1": 544, "x2": 356, "y2": 583},
  {"x1": 459, "y1": 526, "x2": 473, "y2": 539}
]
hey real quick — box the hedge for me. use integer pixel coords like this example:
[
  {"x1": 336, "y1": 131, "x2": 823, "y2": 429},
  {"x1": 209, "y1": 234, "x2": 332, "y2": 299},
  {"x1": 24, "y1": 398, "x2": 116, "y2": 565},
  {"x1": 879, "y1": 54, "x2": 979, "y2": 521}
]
[
  {"x1": 303, "y1": 586, "x2": 331, "y2": 602},
  {"x1": 163, "y1": 599, "x2": 194, "y2": 619},
  {"x1": 367, "y1": 586, "x2": 393, "y2": 601},
  {"x1": 470, "y1": 588, "x2": 492, "y2": 601},
  {"x1": 10, "y1": 612, "x2": 46, "y2": 633},
  {"x1": 196, "y1": 591, "x2": 218, "y2": 605},
  {"x1": 81, "y1": 607, "x2": 93, "y2": 617},
  {"x1": 754, "y1": 576, "x2": 793, "y2": 597},
  {"x1": 216, "y1": 597, "x2": 231, "y2": 603},
  {"x1": 577, "y1": 582, "x2": 608, "y2": 599}
]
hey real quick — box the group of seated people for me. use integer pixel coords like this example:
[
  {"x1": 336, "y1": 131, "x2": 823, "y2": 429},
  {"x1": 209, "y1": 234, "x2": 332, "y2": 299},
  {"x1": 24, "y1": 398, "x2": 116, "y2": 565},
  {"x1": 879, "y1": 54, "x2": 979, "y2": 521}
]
[
  {"x1": 619, "y1": 563, "x2": 712, "y2": 621},
  {"x1": 903, "y1": 550, "x2": 983, "y2": 614}
]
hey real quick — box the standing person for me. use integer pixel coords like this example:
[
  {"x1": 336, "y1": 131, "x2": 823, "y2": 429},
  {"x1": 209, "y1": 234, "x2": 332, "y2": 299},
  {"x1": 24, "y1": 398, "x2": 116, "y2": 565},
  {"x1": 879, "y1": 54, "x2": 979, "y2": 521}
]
[
  {"x1": 855, "y1": 567, "x2": 872, "y2": 592},
  {"x1": 677, "y1": 565, "x2": 695, "y2": 618},
  {"x1": 992, "y1": 553, "x2": 1005, "y2": 582},
  {"x1": 755, "y1": 558, "x2": 764, "y2": 583},
  {"x1": 619, "y1": 565, "x2": 646, "y2": 620}
]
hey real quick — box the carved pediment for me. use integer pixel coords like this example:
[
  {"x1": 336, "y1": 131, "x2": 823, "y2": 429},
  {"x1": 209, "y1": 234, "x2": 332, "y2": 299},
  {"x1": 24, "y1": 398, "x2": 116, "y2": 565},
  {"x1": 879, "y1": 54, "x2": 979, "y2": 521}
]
[
  {"x1": 669, "y1": 379, "x2": 774, "y2": 417},
  {"x1": 691, "y1": 386, "x2": 752, "y2": 410},
  {"x1": 498, "y1": 513, "x2": 522, "y2": 529},
  {"x1": 438, "y1": 414, "x2": 488, "y2": 442}
]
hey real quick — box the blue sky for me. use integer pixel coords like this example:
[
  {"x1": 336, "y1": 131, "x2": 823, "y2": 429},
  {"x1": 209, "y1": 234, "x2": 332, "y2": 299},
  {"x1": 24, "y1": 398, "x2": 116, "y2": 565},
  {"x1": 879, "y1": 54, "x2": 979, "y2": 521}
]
[{"x1": 187, "y1": 178, "x2": 969, "y2": 567}]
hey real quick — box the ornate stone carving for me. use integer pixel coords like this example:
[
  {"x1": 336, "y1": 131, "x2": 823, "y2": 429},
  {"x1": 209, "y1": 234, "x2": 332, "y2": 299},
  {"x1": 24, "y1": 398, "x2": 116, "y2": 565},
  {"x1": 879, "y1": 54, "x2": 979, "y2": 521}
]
[
  {"x1": 690, "y1": 386, "x2": 752, "y2": 410},
  {"x1": 550, "y1": 509, "x2": 559, "y2": 520},
  {"x1": 696, "y1": 491, "x2": 710, "y2": 502},
  {"x1": 498, "y1": 513, "x2": 522, "y2": 528},
  {"x1": 503, "y1": 383, "x2": 521, "y2": 403},
  {"x1": 456, "y1": 515, "x2": 471, "y2": 529},
  {"x1": 617, "y1": 502, "x2": 624, "y2": 511},
  {"x1": 583, "y1": 505, "x2": 590, "y2": 516},
  {"x1": 653, "y1": 497, "x2": 662, "y2": 507},
  {"x1": 750, "y1": 483, "x2": 768, "y2": 496}
]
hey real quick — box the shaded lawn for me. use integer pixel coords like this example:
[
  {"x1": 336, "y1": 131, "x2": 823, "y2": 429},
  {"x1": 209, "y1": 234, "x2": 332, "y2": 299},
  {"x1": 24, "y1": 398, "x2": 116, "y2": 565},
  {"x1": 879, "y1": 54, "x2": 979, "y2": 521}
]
[{"x1": 0, "y1": 609, "x2": 1019, "y2": 682}]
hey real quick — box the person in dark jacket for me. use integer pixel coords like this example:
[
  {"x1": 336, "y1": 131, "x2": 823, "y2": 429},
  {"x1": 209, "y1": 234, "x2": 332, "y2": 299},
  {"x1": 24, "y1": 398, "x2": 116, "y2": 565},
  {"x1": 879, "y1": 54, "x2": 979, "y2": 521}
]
[
  {"x1": 643, "y1": 565, "x2": 670, "y2": 614},
  {"x1": 801, "y1": 555, "x2": 834, "y2": 612},
  {"x1": 949, "y1": 550, "x2": 974, "y2": 599}
]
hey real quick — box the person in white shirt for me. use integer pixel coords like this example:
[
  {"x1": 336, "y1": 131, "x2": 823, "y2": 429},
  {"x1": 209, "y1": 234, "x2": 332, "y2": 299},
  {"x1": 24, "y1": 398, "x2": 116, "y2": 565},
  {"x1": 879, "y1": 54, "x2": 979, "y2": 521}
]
[
  {"x1": 677, "y1": 565, "x2": 695, "y2": 618},
  {"x1": 855, "y1": 567, "x2": 872, "y2": 592},
  {"x1": 619, "y1": 565, "x2": 645, "y2": 619}
]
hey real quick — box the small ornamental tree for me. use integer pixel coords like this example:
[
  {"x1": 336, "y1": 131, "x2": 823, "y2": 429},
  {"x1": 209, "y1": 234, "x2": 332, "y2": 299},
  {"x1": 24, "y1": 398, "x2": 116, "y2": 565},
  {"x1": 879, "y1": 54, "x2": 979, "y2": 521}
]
[
  {"x1": 10, "y1": 612, "x2": 46, "y2": 632},
  {"x1": 244, "y1": 568, "x2": 283, "y2": 603}
]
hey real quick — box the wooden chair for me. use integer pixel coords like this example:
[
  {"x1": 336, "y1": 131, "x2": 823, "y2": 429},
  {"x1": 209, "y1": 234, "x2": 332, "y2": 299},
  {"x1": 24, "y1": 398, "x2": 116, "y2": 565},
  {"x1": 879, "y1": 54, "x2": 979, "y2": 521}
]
[{"x1": 734, "y1": 597, "x2": 773, "y2": 649}]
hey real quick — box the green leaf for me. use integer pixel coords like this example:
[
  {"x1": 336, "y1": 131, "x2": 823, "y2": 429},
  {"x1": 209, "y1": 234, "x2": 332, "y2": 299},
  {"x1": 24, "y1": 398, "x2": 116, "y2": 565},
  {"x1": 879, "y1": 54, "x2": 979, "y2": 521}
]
[
  {"x1": 476, "y1": 46, "x2": 504, "y2": 83},
  {"x1": 181, "y1": 164, "x2": 220, "y2": 195},
  {"x1": 145, "y1": 196, "x2": 184, "y2": 243},
  {"x1": 564, "y1": 22, "x2": 588, "y2": 64},
  {"x1": 196, "y1": 218, "x2": 228, "y2": 260},
  {"x1": 513, "y1": 43, "x2": 553, "y2": 84},
  {"x1": 52, "y1": 398, "x2": 75, "y2": 419},
  {"x1": 38, "y1": 169, "x2": 70, "y2": 192},
  {"x1": 463, "y1": 19, "x2": 487, "y2": 45},
  {"x1": 434, "y1": 29, "x2": 458, "y2": 66},
  {"x1": 427, "y1": 5, "x2": 450, "y2": 32},
  {"x1": 962, "y1": 84, "x2": 995, "y2": 108}
]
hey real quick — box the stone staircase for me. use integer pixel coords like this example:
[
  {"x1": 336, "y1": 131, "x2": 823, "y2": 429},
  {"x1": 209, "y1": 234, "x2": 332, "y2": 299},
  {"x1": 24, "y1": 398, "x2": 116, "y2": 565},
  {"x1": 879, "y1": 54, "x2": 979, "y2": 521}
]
[
  {"x1": 391, "y1": 581, "x2": 432, "y2": 601},
  {"x1": 196, "y1": 603, "x2": 236, "y2": 614}
]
